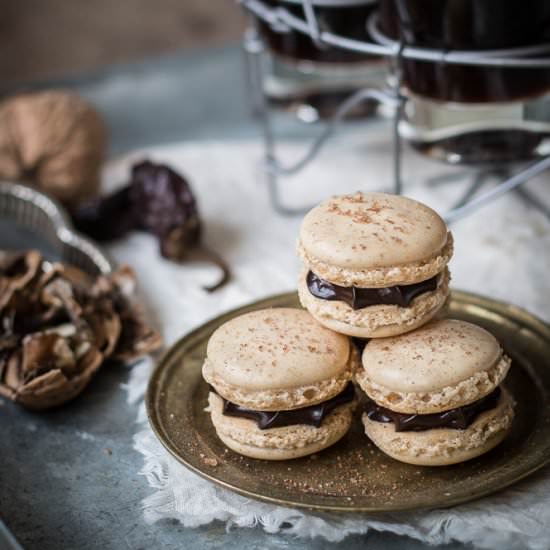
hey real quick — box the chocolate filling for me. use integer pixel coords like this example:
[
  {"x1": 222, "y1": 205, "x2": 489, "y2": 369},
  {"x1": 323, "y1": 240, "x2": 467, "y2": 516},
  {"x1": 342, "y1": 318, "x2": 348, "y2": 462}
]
[
  {"x1": 213, "y1": 382, "x2": 355, "y2": 430},
  {"x1": 306, "y1": 271, "x2": 438, "y2": 310},
  {"x1": 365, "y1": 387, "x2": 502, "y2": 432}
]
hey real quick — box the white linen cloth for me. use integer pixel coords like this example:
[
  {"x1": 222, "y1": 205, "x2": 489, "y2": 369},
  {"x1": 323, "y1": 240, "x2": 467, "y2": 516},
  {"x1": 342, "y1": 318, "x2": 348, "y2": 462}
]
[{"x1": 104, "y1": 132, "x2": 550, "y2": 549}]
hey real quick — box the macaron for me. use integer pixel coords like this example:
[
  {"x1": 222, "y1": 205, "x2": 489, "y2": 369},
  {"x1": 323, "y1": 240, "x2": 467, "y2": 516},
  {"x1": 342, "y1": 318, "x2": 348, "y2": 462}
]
[
  {"x1": 357, "y1": 319, "x2": 514, "y2": 466},
  {"x1": 297, "y1": 192, "x2": 453, "y2": 338},
  {"x1": 203, "y1": 308, "x2": 358, "y2": 460}
]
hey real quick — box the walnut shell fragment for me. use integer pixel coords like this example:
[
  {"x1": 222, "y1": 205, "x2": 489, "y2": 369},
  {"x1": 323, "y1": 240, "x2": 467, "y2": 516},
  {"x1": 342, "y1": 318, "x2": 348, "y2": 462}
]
[
  {"x1": 89, "y1": 266, "x2": 161, "y2": 361},
  {"x1": 0, "y1": 250, "x2": 161, "y2": 410},
  {"x1": 0, "y1": 90, "x2": 106, "y2": 205},
  {"x1": 0, "y1": 250, "x2": 41, "y2": 310},
  {"x1": 0, "y1": 332, "x2": 103, "y2": 410}
]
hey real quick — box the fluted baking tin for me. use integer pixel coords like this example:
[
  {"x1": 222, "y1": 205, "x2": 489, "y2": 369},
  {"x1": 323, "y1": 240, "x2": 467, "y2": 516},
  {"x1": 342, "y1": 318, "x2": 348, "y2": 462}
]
[{"x1": 0, "y1": 181, "x2": 113, "y2": 276}]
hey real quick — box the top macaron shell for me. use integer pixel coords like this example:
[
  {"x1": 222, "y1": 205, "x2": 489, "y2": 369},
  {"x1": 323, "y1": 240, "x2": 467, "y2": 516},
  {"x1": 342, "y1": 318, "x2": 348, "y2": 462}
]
[
  {"x1": 297, "y1": 192, "x2": 453, "y2": 287},
  {"x1": 356, "y1": 319, "x2": 511, "y2": 414},
  {"x1": 202, "y1": 308, "x2": 355, "y2": 411}
]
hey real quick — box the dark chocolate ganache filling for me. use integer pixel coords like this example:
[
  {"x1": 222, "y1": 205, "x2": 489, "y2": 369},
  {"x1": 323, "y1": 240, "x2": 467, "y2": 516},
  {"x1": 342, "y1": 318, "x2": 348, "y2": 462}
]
[
  {"x1": 306, "y1": 271, "x2": 438, "y2": 310},
  {"x1": 365, "y1": 387, "x2": 502, "y2": 432},
  {"x1": 213, "y1": 382, "x2": 355, "y2": 430}
]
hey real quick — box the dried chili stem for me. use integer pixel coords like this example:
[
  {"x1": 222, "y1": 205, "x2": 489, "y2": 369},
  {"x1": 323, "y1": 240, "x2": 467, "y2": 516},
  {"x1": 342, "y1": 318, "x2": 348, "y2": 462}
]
[{"x1": 196, "y1": 246, "x2": 231, "y2": 293}]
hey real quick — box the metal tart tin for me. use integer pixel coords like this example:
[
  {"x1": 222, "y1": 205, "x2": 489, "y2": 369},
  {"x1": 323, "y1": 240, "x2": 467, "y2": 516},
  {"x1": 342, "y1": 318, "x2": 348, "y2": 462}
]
[{"x1": 0, "y1": 181, "x2": 113, "y2": 276}]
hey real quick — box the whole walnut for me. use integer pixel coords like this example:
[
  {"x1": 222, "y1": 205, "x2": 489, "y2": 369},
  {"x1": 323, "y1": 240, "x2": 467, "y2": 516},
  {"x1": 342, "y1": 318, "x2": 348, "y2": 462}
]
[{"x1": 0, "y1": 90, "x2": 106, "y2": 205}]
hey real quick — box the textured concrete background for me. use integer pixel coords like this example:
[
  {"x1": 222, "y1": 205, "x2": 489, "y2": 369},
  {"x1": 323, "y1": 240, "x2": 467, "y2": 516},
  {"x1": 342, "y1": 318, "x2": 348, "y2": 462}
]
[
  {"x1": 0, "y1": 4, "x2": 468, "y2": 548},
  {"x1": 0, "y1": 45, "x2": 468, "y2": 549}
]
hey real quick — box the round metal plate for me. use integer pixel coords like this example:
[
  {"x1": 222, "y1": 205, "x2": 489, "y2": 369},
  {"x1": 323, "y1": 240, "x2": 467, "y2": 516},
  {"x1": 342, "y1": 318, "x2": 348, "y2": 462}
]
[{"x1": 146, "y1": 290, "x2": 550, "y2": 513}]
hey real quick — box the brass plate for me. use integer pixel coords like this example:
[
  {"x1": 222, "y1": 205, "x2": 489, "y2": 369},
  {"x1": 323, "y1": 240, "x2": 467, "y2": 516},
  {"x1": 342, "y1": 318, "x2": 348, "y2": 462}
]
[{"x1": 146, "y1": 291, "x2": 550, "y2": 513}]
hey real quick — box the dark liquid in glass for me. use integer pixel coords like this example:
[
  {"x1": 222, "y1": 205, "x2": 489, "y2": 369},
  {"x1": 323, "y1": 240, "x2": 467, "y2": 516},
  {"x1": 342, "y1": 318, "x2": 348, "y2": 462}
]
[
  {"x1": 260, "y1": 0, "x2": 379, "y2": 64},
  {"x1": 258, "y1": 1, "x2": 382, "y2": 120},
  {"x1": 269, "y1": 90, "x2": 378, "y2": 119},
  {"x1": 379, "y1": 0, "x2": 550, "y2": 163},
  {"x1": 379, "y1": 0, "x2": 550, "y2": 103},
  {"x1": 413, "y1": 130, "x2": 546, "y2": 164}
]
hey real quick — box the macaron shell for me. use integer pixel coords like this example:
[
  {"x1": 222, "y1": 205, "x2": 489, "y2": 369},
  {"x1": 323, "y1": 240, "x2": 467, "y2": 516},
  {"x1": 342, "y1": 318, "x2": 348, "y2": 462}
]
[
  {"x1": 300, "y1": 192, "x2": 448, "y2": 269},
  {"x1": 208, "y1": 392, "x2": 353, "y2": 460},
  {"x1": 297, "y1": 267, "x2": 450, "y2": 338},
  {"x1": 205, "y1": 308, "x2": 350, "y2": 392},
  {"x1": 362, "y1": 319, "x2": 503, "y2": 394},
  {"x1": 203, "y1": 358, "x2": 355, "y2": 411},
  {"x1": 297, "y1": 234, "x2": 453, "y2": 288},
  {"x1": 216, "y1": 431, "x2": 348, "y2": 461},
  {"x1": 362, "y1": 388, "x2": 514, "y2": 466},
  {"x1": 357, "y1": 353, "x2": 511, "y2": 414},
  {"x1": 298, "y1": 192, "x2": 451, "y2": 287}
]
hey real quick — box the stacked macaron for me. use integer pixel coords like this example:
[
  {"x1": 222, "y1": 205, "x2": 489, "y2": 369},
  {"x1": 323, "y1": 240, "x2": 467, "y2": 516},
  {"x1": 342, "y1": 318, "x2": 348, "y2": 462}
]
[
  {"x1": 202, "y1": 191, "x2": 515, "y2": 465},
  {"x1": 203, "y1": 308, "x2": 358, "y2": 460},
  {"x1": 297, "y1": 192, "x2": 453, "y2": 338},
  {"x1": 293, "y1": 191, "x2": 514, "y2": 465},
  {"x1": 356, "y1": 319, "x2": 514, "y2": 465}
]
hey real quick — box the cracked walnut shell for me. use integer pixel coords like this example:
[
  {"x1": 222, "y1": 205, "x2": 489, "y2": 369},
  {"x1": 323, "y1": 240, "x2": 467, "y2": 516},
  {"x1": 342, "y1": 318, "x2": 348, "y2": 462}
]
[{"x1": 0, "y1": 251, "x2": 161, "y2": 410}]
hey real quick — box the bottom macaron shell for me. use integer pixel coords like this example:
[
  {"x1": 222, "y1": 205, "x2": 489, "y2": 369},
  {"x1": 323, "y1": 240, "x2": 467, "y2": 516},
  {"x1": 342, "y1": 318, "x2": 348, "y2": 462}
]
[
  {"x1": 208, "y1": 393, "x2": 354, "y2": 460},
  {"x1": 297, "y1": 268, "x2": 450, "y2": 338},
  {"x1": 362, "y1": 389, "x2": 514, "y2": 466}
]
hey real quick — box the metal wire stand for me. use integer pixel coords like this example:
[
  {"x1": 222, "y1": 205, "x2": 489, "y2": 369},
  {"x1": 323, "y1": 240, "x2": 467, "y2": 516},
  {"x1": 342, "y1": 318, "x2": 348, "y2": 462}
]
[{"x1": 240, "y1": 0, "x2": 550, "y2": 223}]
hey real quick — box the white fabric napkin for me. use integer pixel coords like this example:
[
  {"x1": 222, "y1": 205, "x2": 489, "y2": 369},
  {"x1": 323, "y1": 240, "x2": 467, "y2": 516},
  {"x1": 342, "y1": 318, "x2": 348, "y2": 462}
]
[{"x1": 105, "y1": 134, "x2": 550, "y2": 549}]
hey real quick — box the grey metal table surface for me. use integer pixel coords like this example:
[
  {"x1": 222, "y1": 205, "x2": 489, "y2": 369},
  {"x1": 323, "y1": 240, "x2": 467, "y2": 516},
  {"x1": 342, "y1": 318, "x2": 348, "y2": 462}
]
[{"x1": 0, "y1": 44, "x2": 469, "y2": 550}]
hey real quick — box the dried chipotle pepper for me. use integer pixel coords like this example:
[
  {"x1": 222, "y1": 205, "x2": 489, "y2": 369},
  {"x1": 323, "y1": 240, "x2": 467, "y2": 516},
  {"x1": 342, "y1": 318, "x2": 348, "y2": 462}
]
[{"x1": 72, "y1": 160, "x2": 230, "y2": 292}]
